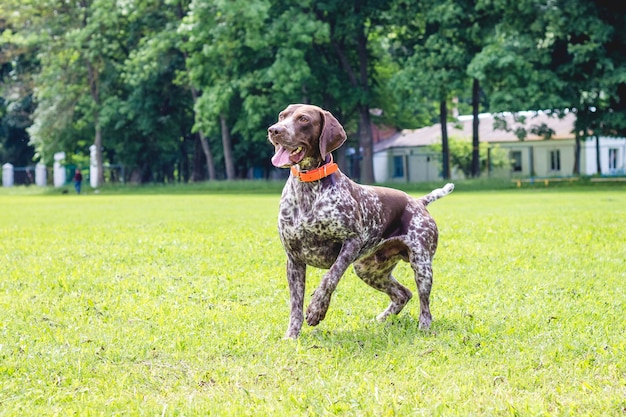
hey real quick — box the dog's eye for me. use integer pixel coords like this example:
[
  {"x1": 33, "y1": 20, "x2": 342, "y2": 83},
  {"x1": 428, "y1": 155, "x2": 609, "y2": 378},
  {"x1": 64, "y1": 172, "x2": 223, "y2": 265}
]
[
  {"x1": 299, "y1": 116, "x2": 308, "y2": 123},
  {"x1": 278, "y1": 114, "x2": 285, "y2": 120}
]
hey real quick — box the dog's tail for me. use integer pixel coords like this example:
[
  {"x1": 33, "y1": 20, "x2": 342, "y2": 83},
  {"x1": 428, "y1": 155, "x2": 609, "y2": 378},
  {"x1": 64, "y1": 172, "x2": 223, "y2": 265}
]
[{"x1": 420, "y1": 183, "x2": 454, "y2": 206}]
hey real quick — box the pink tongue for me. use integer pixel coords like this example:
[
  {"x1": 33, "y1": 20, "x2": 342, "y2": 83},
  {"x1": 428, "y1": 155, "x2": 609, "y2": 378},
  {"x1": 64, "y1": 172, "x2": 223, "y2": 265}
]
[{"x1": 271, "y1": 146, "x2": 292, "y2": 167}]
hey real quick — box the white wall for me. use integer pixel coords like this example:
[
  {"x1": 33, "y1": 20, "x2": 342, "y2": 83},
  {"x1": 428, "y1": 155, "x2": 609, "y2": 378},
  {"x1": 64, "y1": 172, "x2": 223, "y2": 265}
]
[
  {"x1": 498, "y1": 140, "x2": 576, "y2": 177},
  {"x1": 373, "y1": 152, "x2": 389, "y2": 182},
  {"x1": 407, "y1": 153, "x2": 440, "y2": 182},
  {"x1": 373, "y1": 148, "x2": 441, "y2": 183},
  {"x1": 533, "y1": 141, "x2": 576, "y2": 177},
  {"x1": 581, "y1": 137, "x2": 626, "y2": 175},
  {"x1": 494, "y1": 137, "x2": 626, "y2": 177},
  {"x1": 375, "y1": 136, "x2": 626, "y2": 182}
]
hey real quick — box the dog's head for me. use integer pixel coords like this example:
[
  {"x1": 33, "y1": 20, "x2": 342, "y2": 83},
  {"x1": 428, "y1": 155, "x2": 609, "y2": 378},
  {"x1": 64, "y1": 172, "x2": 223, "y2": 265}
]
[{"x1": 268, "y1": 104, "x2": 347, "y2": 168}]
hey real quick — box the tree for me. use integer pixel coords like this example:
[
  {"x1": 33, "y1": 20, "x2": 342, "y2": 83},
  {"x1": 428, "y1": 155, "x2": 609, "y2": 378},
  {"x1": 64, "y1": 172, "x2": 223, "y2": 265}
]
[
  {"x1": 120, "y1": 0, "x2": 209, "y2": 182},
  {"x1": 389, "y1": 0, "x2": 490, "y2": 180},
  {"x1": 0, "y1": 96, "x2": 35, "y2": 166},
  {"x1": 429, "y1": 136, "x2": 509, "y2": 178},
  {"x1": 421, "y1": 0, "x2": 494, "y2": 178},
  {"x1": 182, "y1": 0, "x2": 274, "y2": 180},
  {"x1": 0, "y1": 0, "x2": 39, "y2": 167},
  {"x1": 7, "y1": 0, "x2": 210, "y2": 184},
  {"x1": 0, "y1": 61, "x2": 36, "y2": 166},
  {"x1": 8, "y1": 0, "x2": 624, "y2": 185},
  {"x1": 183, "y1": 0, "x2": 341, "y2": 180},
  {"x1": 470, "y1": 0, "x2": 626, "y2": 175},
  {"x1": 305, "y1": 0, "x2": 395, "y2": 184},
  {"x1": 6, "y1": 0, "x2": 130, "y2": 186}
]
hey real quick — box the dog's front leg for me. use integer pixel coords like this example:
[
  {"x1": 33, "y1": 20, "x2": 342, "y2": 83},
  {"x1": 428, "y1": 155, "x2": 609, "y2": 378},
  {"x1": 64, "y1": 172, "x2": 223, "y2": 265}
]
[
  {"x1": 285, "y1": 257, "x2": 307, "y2": 339},
  {"x1": 306, "y1": 239, "x2": 361, "y2": 326}
]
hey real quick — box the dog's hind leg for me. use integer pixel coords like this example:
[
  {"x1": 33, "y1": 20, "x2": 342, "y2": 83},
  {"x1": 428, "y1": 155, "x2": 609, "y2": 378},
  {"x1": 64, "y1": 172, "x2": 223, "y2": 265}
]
[
  {"x1": 353, "y1": 241, "x2": 413, "y2": 321},
  {"x1": 409, "y1": 254, "x2": 434, "y2": 330}
]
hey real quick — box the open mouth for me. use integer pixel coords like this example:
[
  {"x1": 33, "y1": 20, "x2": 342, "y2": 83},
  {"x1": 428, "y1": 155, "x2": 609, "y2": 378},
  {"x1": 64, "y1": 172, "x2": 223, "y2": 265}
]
[{"x1": 271, "y1": 145, "x2": 306, "y2": 168}]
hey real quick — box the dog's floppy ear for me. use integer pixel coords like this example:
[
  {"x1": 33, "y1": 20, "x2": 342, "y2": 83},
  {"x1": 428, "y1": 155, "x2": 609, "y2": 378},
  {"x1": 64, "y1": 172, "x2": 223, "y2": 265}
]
[{"x1": 318, "y1": 110, "x2": 347, "y2": 159}]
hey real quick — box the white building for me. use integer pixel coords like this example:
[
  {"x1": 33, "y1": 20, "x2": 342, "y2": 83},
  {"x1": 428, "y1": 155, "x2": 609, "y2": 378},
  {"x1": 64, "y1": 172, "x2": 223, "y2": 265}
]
[{"x1": 373, "y1": 112, "x2": 626, "y2": 182}]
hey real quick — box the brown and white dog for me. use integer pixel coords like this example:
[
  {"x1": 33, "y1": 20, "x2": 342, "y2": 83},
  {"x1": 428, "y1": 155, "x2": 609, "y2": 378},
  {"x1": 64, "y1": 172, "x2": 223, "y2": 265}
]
[{"x1": 268, "y1": 104, "x2": 454, "y2": 338}]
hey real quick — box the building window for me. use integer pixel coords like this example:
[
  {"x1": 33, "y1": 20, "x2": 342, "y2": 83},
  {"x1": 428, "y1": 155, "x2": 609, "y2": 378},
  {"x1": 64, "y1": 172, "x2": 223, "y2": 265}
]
[
  {"x1": 392, "y1": 155, "x2": 404, "y2": 178},
  {"x1": 608, "y1": 148, "x2": 618, "y2": 172},
  {"x1": 511, "y1": 151, "x2": 522, "y2": 172},
  {"x1": 549, "y1": 149, "x2": 561, "y2": 171}
]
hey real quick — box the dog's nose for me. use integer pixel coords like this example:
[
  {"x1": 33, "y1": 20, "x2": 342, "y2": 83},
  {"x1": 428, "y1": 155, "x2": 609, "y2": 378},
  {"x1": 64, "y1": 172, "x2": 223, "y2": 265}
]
[{"x1": 268, "y1": 124, "x2": 285, "y2": 136}]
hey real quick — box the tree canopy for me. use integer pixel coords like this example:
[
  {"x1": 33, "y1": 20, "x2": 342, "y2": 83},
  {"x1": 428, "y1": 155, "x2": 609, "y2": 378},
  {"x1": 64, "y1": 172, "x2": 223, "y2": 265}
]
[{"x1": 1, "y1": 0, "x2": 624, "y2": 183}]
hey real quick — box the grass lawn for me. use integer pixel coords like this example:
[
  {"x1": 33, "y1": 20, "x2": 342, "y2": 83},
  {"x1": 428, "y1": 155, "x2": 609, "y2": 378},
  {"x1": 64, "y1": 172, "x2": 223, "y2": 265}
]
[{"x1": 0, "y1": 183, "x2": 625, "y2": 415}]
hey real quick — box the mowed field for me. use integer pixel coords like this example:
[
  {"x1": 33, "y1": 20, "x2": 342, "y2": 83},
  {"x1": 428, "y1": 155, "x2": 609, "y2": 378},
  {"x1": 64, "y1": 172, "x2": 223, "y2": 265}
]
[{"x1": 0, "y1": 184, "x2": 625, "y2": 416}]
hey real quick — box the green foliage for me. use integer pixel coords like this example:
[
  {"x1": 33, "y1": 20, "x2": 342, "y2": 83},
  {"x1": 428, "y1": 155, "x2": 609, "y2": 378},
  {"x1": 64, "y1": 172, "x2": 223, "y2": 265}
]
[
  {"x1": 0, "y1": 95, "x2": 35, "y2": 165},
  {"x1": 0, "y1": 189, "x2": 625, "y2": 414},
  {"x1": 2, "y1": 0, "x2": 626, "y2": 183},
  {"x1": 429, "y1": 136, "x2": 509, "y2": 177},
  {"x1": 471, "y1": 0, "x2": 626, "y2": 137},
  {"x1": 467, "y1": 31, "x2": 568, "y2": 112},
  {"x1": 183, "y1": 0, "x2": 272, "y2": 132}
]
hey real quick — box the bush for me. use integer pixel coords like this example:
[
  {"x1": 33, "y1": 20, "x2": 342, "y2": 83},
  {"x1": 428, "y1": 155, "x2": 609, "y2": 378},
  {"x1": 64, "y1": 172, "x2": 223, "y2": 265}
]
[{"x1": 429, "y1": 136, "x2": 510, "y2": 177}]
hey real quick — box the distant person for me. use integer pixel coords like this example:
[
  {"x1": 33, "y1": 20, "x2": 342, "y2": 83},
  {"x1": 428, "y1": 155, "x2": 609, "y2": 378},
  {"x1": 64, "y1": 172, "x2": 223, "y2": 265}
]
[{"x1": 73, "y1": 168, "x2": 83, "y2": 194}]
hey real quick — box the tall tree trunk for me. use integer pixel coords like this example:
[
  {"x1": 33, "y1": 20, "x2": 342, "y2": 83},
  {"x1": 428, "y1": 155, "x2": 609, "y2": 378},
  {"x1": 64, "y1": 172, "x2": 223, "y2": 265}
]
[
  {"x1": 183, "y1": 37, "x2": 216, "y2": 181},
  {"x1": 329, "y1": 12, "x2": 374, "y2": 183},
  {"x1": 440, "y1": 100, "x2": 451, "y2": 180},
  {"x1": 189, "y1": 87, "x2": 216, "y2": 181},
  {"x1": 198, "y1": 131, "x2": 216, "y2": 181},
  {"x1": 573, "y1": 130, "x2": 581, "y2": 175},
  {"x1": 358, "y1": 105, "x2": 375, "y2": 184},
  {"x1": 355, "y1": 17, "x2": 374, "y2": 184},
  {"x1": 471, "y1": 78, "x2": 480, "y2": 177},
  {"x1": 220, "y1": 114, "x2": 236, "y2": 180},
  {"x1": 595, "y1": 134, "x2": 602, "y2": 175},
  {"x1": 191, "y1": 137, "x2": 204, "y2": 181}
]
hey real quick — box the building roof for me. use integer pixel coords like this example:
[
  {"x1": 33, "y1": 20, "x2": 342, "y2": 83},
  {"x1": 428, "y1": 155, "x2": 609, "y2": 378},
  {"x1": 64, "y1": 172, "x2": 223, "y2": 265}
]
[{"x1": 374, "y1": 111, "x2": 577, "y2": 152}]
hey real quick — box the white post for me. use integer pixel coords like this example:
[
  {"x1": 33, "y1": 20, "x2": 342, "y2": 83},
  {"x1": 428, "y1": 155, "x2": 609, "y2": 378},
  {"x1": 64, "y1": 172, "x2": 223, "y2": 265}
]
[
  {"x1": 53, "y1": 152, "x2": 66, "y2": 187},
  {"x1": 90, "y1": 145, "x2": 98, "y2": 188},
  {"x1": 2, "y1": 163, "x2": 14, "y2": 187},
  {"x1": 35, "y1": 163, "x2": 47, "y2": 186}
]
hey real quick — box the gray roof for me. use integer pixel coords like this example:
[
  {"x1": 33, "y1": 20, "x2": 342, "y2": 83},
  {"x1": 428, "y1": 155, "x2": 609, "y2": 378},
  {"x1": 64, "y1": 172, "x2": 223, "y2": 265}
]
[{"x1": 374, "y1": 111, "x2": 577, "y2": 152}]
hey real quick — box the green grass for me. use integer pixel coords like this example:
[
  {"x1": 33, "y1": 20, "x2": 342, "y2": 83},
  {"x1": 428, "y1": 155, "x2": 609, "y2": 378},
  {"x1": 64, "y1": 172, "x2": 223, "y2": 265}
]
[{"x1": 1, "y1": 185, "x2": 625, "y2": 415}]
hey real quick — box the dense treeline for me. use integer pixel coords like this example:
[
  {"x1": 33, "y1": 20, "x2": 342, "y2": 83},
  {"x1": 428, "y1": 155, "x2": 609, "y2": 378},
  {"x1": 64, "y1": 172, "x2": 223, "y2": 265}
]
[{"x1": 1, "y1": 0, "x2": 625, "y2": 184}]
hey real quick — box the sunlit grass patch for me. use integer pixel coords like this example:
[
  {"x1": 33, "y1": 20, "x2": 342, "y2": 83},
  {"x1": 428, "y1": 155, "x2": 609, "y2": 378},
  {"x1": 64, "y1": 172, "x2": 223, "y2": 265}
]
[{"x1": 1, "y1": 187, "x2": 624, "y2": 415}]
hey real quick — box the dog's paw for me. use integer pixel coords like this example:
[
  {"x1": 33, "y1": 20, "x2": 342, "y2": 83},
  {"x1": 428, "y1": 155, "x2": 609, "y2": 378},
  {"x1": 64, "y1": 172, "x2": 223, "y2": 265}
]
[
  {"x1": 419, "y1": 313, "x2": 432, "y2": 330},
  {"x1": 283, "y1": 331, "x2": 299, "y2": 340},
  {"x1": 306, "y1": 305, "x2": 326, "y2": 326},
  {"x1": 306, "y1": 292, "x2": 330, "y2": 326}
]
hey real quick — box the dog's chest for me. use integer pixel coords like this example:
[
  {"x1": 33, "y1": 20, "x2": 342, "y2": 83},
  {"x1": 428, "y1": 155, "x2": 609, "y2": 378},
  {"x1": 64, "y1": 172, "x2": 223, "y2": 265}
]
[
  {"x1": 277, "y1": 177, "x2": 384, "y2": 267},
  {"x1": 279, "y1": 182, "x2": 355, "y2": 240}
]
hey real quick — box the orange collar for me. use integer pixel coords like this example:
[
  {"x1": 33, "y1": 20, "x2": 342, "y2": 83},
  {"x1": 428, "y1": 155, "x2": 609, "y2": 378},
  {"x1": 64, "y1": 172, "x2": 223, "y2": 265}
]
[{"x1": 290, "y1": 156, "x2": 338, "y2": 182}]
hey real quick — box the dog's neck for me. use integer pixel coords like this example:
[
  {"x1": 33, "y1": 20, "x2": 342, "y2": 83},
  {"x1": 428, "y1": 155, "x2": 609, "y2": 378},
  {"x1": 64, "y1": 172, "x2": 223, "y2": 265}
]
[{"x1": 291, "y1": 154, "x2": 337, "y2": 182}]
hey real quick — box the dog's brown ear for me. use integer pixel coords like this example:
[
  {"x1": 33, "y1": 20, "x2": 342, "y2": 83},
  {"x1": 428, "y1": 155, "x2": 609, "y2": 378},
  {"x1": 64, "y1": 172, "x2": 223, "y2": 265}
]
[{"x1": 319, "y1": 110, "x2": 347, "y2": 159}]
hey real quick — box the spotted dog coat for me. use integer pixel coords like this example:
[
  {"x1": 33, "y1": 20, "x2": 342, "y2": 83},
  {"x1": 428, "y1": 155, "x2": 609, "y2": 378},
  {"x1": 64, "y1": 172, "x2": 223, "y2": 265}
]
[{"x1": 268, "y1": 104, "x2": 454, "y2": 339}]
